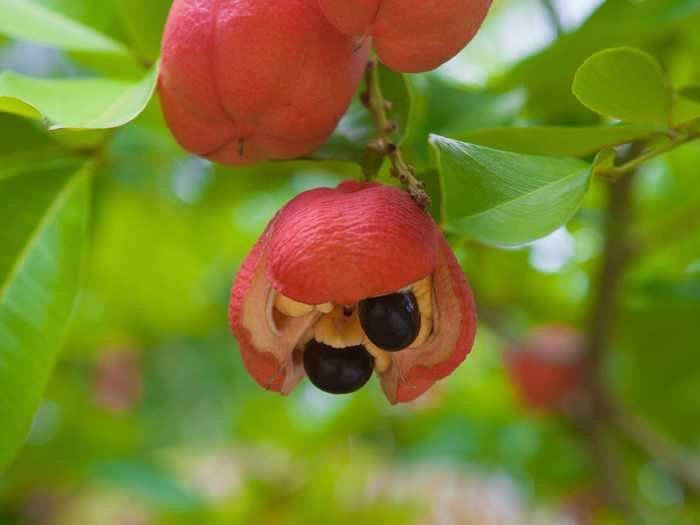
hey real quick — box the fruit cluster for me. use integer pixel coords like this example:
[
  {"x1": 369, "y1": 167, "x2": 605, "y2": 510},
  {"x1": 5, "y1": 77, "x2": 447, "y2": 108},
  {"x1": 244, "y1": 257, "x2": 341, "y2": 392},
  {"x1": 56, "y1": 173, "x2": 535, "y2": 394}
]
[
  {"x1": 158, "y1": 1, "x2": 491, "y2": 401},
  {"x1": 159, "y1": 0, "x2": 492, "y2": 165}
]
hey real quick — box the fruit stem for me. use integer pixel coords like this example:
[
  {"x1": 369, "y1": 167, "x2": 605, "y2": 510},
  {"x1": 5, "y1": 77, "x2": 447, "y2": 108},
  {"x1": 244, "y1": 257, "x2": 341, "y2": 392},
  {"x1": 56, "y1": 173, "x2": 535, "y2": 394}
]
[{"x1": 362, "y1": 59, "x2": 431, "y2": 210}]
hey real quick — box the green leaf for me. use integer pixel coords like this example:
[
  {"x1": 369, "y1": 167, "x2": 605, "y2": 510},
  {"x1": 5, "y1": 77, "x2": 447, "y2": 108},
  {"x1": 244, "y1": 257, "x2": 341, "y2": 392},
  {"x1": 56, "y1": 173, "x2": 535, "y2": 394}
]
[
  {"x1": 0, "y1": 159, "x2": 91, "y2": 471},
  {"x1": 455, "y1": 124, "x2": 661, "y2": 158},
  {"x1": 360, "y1": 147, "x2": 385, "y2": 180},
  {"x1": 405, "y1": 76, "x2": 523, "y2": 167},
  {"x1": 672, "y1": 86, "x2": 700, "y2": 126},
  {"x1": 113, "y1": 0, "x2": 171, "y2": 62},
  {"x1": 0, "y1": 64, "x2": 159, "y2": 130},
  {"x1": 312, "y1": 64, "x2": 411, "y2": 164},
  {"x1": 37, "y1": 0, "x2": 130, "y2": 44},
  {"x1": 0, "y1": 115, "x2": 76, "y2": 180},
  {"x1": 430, "y1": 135, "x2": 592, "y2": 246},
  {"x1": 0, "y1": 0, "x2": 129, "y2": 56},
  {"x1": 680, "y1": 86, "x2": 700, "y2": 103},
  {"x1": 573, "y1": 47, "x2": 671, "y2": 125},
  {"x1": 498, "y1": 0, "x2": 700, "y2": 122},
  {"x1": 0, "y1": 98, "x2": 40, "y2": 121}
]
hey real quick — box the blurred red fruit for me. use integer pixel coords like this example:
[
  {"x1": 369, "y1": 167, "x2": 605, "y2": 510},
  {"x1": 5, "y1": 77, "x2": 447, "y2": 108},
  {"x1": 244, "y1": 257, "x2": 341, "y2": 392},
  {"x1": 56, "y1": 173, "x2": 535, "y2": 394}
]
[
  {"x1": 506, "y1": 324, "x2": 585, "y2": 410},
  {"x1": 94, "y1": 348, "x2": 143, "y2": 413}
]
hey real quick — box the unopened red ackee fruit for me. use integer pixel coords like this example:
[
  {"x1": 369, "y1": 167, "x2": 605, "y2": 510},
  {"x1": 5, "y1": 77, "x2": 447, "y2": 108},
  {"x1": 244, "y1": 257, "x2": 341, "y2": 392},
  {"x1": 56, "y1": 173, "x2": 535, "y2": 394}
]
[
  {"x1": 229, "y1": 181, "x2": 477, "y2": 403},
  {"x1": 159, "y1": 0, "x2": 367, "y2": 165},
  {"x1": 317, "y1": 0, "x2": 492, "y2": 73},
  {"x1": 506, "y1": 324, "x2": 585, "y2": 410}
]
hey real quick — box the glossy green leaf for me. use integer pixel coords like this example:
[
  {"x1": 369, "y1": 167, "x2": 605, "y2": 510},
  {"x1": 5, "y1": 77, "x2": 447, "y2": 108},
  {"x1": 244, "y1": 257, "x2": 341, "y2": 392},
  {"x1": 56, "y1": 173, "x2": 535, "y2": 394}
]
[
  {"x1": 573, "y1": 47, "x2": 670, "y2": 125},
  {"x1": 0, "y1": 98, "x2": 40, "y2": 121},
  {"x1": 455, "y1": 125, "x2": 661, "y2": 158},
  {"x1": 0, "y1": 159, "x2": 91, "y2": 471},
  {"x1": 0, "y1": 0, "x2": 129, "y2": 56},
  {"x1": 431, "y1": 135, "x2": 592, "y2": 246},
  {"x1": 0, "y1": 64, "x2": 159, "y2": 130},
  {"x1": 312, "y1": 63, "x2": 411, "y2": 164}
]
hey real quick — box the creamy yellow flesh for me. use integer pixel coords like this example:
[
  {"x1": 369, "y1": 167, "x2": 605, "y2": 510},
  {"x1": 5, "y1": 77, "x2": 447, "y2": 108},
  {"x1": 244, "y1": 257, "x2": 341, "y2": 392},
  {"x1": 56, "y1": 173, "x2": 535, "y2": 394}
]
[
  {"x1": 269, "y1": 277, "x2": 434, "y2": 373},
  {"x1": 274, "y1": 295, "x2": 333, "y2": 317}
]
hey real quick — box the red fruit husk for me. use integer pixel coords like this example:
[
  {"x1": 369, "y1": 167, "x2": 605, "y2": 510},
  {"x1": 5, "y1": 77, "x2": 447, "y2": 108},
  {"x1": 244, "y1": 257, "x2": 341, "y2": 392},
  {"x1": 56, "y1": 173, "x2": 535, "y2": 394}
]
[
  {"x1": 159, "y1": 0, "x2": 367, "y2": 165},
  {"x1": 265, "y1": 181, "x2": 438, "y2": 306},
  {"x1": 318, "y1": 0, "x2": 492, "y2": 73}
]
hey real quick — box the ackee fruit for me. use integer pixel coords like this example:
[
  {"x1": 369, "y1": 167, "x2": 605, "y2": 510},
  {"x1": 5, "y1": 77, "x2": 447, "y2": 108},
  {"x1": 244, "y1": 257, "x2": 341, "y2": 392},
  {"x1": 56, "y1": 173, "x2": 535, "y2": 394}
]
[
  {"x1": 159, "y1": 0, "x2": 368, "y2": 165},
  {"x1": 317, "y1": 0, "x2": 492, "y2": 72},
  {"x1": 229, "y1": 181, "x2": 477, "y2": 403}
]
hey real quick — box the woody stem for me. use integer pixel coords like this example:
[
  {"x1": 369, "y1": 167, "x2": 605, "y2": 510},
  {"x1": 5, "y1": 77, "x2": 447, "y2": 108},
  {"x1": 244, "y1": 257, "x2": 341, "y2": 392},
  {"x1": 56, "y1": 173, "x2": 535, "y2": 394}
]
[{"x1": 362, "y1": 58, "x2": 431, "y2": 209}]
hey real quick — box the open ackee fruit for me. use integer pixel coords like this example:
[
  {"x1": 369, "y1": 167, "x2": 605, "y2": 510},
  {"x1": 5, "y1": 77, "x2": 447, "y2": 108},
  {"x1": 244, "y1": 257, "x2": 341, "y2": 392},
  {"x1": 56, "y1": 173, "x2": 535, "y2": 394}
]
[{"x1": 229, "y1": 181, "x2": 477, "y2": 403}]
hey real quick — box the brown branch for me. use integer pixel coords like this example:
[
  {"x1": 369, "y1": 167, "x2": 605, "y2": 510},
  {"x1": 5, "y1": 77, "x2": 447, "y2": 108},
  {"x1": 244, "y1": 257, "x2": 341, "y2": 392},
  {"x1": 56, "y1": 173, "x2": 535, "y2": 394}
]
[
  {"x1": 583, "y1": 171, "x2": 636, "y2": 381},
  {"x1": 582, "y1": 147, "x2": 641, "y2": 517},
  {"x1": 580, "y1": 140, "x2": 700, "y2": 505},
  {"x1": 362, "y1": 59, "x2": 431, "y2": 208},
  {"x1": 585, "y1": 143, "x2": 700, "y2": 502}
]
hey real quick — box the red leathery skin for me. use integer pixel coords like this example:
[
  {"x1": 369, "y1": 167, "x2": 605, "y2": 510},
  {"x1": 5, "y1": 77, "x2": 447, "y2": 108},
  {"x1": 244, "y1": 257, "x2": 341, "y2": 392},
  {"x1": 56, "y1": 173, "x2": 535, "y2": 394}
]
[
  {"x1": 159, "y1": 0, "x2": 368, "y2": 165},
  {"x1": 229, "y1": 238, "x2": 286, "y2": 393},
  {"x1": 317, "y1": 0, "x2": 492, "y2": 73},
  {"x1": 229, "y1": 181, "x2": 477, "y2": 402},
  {"x1": 318, "y1": 0, "x2": 380, "y2": 36},
  {"x1": 264, "y1": 181, "x2": 439, "y2": 306},
  {"x1": 230, "y1": 233, "x2": 316, "y2": 394}
]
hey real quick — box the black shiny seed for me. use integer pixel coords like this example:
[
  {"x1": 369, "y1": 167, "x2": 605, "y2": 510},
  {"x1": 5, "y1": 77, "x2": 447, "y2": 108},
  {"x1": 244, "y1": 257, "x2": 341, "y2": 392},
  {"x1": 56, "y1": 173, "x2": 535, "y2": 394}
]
[
  {"x1": 359, "y1": 291, "x2": 420, "y2": 352},
  {"x1": 303, "y1": 340, "x2": 375, "y2": 395}
]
